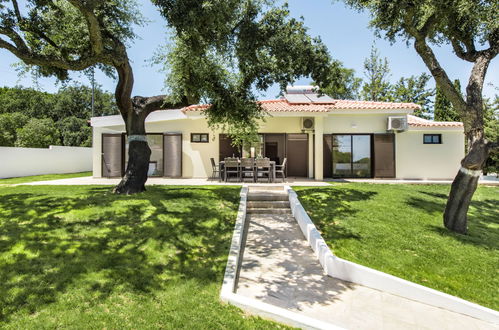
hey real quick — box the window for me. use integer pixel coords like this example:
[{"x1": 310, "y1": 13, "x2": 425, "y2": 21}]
[
  {"x1": 191, "y1": 133, "x2": 209, "y2": 143},
  {"x1": 423, "y1": 134, "x2": 442, "y2": 144},
  {"x1": 332, "y1": 134, "x2": 372, "y2": 178}
]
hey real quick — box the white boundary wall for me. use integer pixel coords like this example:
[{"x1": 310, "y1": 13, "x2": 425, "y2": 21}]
[
  {"x1": 0, "y1": 146, "x2": 92, "y2": 179},
  {"x1": 286, "y1": 186, "x2": 499, "y2": 325}
]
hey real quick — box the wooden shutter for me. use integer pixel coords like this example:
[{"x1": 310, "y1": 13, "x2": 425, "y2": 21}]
[
  {"x1": 102, "y1": 133, "x2": 123, "y2": 177},
  {"x1": 374, "y1": 134, "x2": 395, "y2": 178},
  {"x1": 286, "y1": 133, "x2": 308, "y2": 177},
  {"x1": 323, "y1": 135, "x2": 333, "y2": 178},
  {"x1": 164, "y1": 133, "x2": 182, "y2": 177}
]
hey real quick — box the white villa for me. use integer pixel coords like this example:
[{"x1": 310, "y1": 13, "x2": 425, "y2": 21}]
[{"x1": 91, "y1": 86, "x2": 465, "y2": 180}]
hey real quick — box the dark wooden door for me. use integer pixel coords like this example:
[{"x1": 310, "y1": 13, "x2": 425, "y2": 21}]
[
  {"x1": 102, "y1": 133, "x2": 124, "y2": 177},
  {"x1": 374, "y1": 134, "x2": 395, "y2": 178},
  {"x1": 164, "y1": 133, "x2": 182, "y2": 177},
  {"x1": 286, "y1": 133, "x2": 308, "y2": 177},
  {"x1": 219, "y1": 134, "x2": 241, "y2": 161},
  {"x1": 323, "y1": 134, "x2": 333, "y2": 178}
]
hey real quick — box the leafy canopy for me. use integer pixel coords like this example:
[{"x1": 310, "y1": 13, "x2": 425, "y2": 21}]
[
  {"x1": 15, "y1": 117, "x2": 60, "y2": 148},
  {"x1": 154, "y1": 0, "x2": 333, "y2": 135},
  {"x1": 343, "y1": 0, "x2": 498, "y2": 47},
  {"x1": 0, "y1": 0, "x2": 144, "y2": 80}
]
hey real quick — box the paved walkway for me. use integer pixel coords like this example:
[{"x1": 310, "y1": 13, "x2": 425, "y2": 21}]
[
  {"x1": 14, "y1": 176, "x2": 499, "y2": 186},
  {"x1": 236, "y1": 212, "x2": 498, "y2": 329},
  {"x1": 17, "y1": 176, "x2": 330, "y2": 186}
]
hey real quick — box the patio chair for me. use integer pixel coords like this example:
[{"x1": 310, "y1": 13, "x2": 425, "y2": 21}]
[
  {"x1": 210, "y1": 158, "x2": 221, "y2": 181},
  {"x1": 255, "y1": 158, "x2": 271, "y2": 183},
  {"x1": 240, "y1": 158, "x2": 256, "y2": 182},
  {"x1": 224, "y1": 158, "x2": 240, "y2": 182},
  {"x1": 275, "y1": 158, "x2": 287, "y2": 182}
]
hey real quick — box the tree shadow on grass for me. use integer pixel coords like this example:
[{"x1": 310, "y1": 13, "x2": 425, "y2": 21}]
[
  {"x1": 0, "y1": 186, "x2": 240, "y2": 321},
  {"x1": 294, "y1": 187, "x2": 377, "y2": 242},
  {"x1": 406, "y1": 190, "x2": 499, "y2": 250}
]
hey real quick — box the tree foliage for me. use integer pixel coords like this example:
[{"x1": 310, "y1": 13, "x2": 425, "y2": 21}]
[
  {"x1": 156, "y1": 1, "x2": 333, "y2": 136},
  {"x1": 483, "y1": 96, "x2": 499, "y2": 175},
  {"x1": 360, "y1": 45, "x2": 392, "y2": 101},
  {"x1": 51, "y1": 83, "x2": 118, "y2": 120},
  {"x1": 0, "y1": 86, "x2": 54, "y2": 118},
  {"x1": 0, "y1": 84, "x2": 116, "y2": 147},
  {"x1": 15, "y1": 118, "x2": 60, "y2": 148},
  {"x1": 434, "y1": 80, "x2": 461, "y2": 122},
  {"x1": 321, "y1": 60, "x2": 362, "y2": 99},
  {"x1": 392, "y1": 73, "x2": 434, "y2": 118},
  {"x1": 58, "y1": 116, "x2": 92, "y2": 147},
  {"x1": 0, "y1": 112, "x2": 29, "y2": 146}
]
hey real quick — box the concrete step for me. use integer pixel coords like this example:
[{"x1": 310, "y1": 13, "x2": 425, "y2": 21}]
[
  {"x1": 247, "y1": 201, "x2": 290, "y2": 208},
  {"x1": 248, "y1": 186, "x2": 285, "y2": 192},
  {"x1": 247, "y1": 193, "x2": 288, "y2": 201},
  {"x1": 246, "y1": 214, "x2": 295, "y2": 221},
  {"x1": 247, "y1": 208, "x2": 292, "y2": 215}
]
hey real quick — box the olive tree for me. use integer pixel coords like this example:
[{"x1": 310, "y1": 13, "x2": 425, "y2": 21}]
[
  {"x1": 1, "y1": 0, "x2": 332, "y2": 194},
  {"x1": 343, "y1": 0, "x2": 498, "y2": 233}
]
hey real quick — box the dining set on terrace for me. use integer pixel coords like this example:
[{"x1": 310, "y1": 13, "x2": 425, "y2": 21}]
[{"x1": 210, "y1": 157, "x2": 287, "y2": 183}]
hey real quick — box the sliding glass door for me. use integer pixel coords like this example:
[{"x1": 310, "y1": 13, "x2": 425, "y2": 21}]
[{"x1": 332, "y1": 134, "x2": 372, "y2": 178}]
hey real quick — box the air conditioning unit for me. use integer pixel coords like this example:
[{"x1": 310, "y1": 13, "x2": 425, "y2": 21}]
[
  {"x1": 387, "y1": 116, "x2": 408, "y2": 131},
  {"x1": 301, "y1": 117, "x2": 315, "y2": 131}
]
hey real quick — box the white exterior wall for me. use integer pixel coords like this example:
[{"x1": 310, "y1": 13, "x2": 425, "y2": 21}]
[
  {"x1": 92, "y1": 112, "x2": 465, "y2": 180},
  {"x1": 93, "y1": 115, "x2": 307, "y2": 178},
  {"x1": 0, "y1": 146, "x2": 92, "y2": 179},
  {"x1": 323, "y1": 113, "x2": 394, "y2": 133},
  {"x1": 396, "y1": 129, "x2": 465, "y2": 180}
]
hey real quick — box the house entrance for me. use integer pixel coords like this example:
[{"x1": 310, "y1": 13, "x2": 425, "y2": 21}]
[{"x1": 218, "y1": 133, "x2": 309, "y2": 177}]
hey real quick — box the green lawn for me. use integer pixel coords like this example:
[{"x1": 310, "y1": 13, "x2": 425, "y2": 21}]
[
  {"x1": 0, "y1": 171, "x2": 92, "y2": 184},
  {"x1": 0, "y1": 185, "x2": 286, "y2": 329},
  {"x1": 294, "y1": 183, "x2": 499, "y2": 311}
]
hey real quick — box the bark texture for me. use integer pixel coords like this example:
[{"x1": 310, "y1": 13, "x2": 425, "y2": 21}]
[
  {"x1": 443, "y1": 132, "x2": 488, "y2": 233},
  {"x1": 114, "y1": 140, "x2": 151, "y2": 194}
]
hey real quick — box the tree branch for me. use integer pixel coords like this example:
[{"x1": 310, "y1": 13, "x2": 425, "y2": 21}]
[
  {"x1": 11, "y1": 0, "x2": 22, "y2": 22},
  {"x1": 450, "y1": 37, "x2": 478, "y2": 62},
  {"x1": 66, "y1": 0, "x2": 104, "y2": 55},
  {"x1": 466, "y1": 53, "x2": 494, "y2": 114},
  {"x1": 402, "y1": 14, "x2": 467, "y2": 115},
  {"x1": 412, "y1": 37, "x2": 467, "y2": 114},
  {"x1": 137, "y1": 95, "x2": 192, "y2": 116}
]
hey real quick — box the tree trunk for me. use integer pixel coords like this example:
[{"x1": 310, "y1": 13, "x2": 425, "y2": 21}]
[
  {"x1": 113, "y1": 110, "x2": 151, "y2": 194},
  {"x1": 443, "y1": 131, "x2": 489, "y2": 234},
  {"x1": 112, "y1": 61, "x2": 152, "y2": 194}
]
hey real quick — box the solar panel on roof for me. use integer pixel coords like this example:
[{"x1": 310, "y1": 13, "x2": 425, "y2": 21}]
[
  {"x1": 285, "y1": 93, "x2": 312, "y2": 104},
  {"x1": 306, "y1": 94, "x2": 335, "y2": 104}
]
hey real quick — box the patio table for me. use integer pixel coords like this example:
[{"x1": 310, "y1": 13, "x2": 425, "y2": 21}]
[{"x1": 219, "y1": 160, "x2": 276, "y2": 182}]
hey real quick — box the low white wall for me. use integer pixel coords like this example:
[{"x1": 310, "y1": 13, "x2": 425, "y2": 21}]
[
  {"x1": 286, "y1": 187, "x2": 499, "y2": 324},
  {"x1": 0, "y1": 146, "x2": 92, "y2": 179}
]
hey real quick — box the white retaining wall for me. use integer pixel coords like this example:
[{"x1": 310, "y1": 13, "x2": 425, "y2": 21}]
[
  {"x1": 286, "y1": 186, "x2": 499, "y2": 325},
  {"x1": 0, "y1": 146, "x2": 92, "y2": 179}
]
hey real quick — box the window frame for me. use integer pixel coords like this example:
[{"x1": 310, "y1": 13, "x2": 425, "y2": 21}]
[
  {"x1": 191, "y1": 133, "x2": 209, "y2": 143},
  {"x1": 423, "y1": 134, "x2": 442, "y2": 144}
]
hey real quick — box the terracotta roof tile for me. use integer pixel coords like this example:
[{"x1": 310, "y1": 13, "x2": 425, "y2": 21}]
[
  {"x1": 332, "y1": 99, "x2": 420, "y2": 110},
  {"x1": 407, "y1": 115, "x2": 463, "y2": 127},
  {"x1": 182, "y1": 98, "x2": 420, "y2": 113}
]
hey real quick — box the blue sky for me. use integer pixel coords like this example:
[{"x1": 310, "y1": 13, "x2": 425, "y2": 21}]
[{"x1": 0, "y1": 0, "x2": 497, "y2": 99}]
